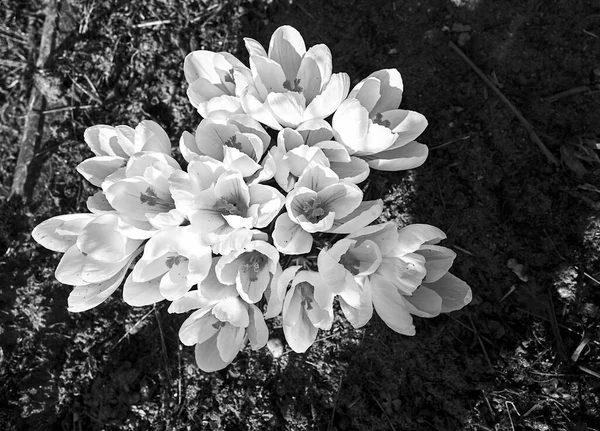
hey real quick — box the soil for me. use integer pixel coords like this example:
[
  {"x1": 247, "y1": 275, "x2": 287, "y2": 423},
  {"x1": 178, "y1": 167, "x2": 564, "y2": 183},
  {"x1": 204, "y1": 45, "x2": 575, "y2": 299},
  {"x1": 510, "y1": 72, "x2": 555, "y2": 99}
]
[{"x1": 1, "y1": 0, "x2": 600, "y2": 430}]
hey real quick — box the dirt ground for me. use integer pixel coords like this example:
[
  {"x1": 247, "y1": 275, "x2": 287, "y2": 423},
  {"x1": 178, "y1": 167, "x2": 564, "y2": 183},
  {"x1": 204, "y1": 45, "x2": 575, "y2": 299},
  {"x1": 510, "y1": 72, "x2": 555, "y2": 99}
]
[{"x1": 1, "y1": 0, "x2": 600, "y2": 430}]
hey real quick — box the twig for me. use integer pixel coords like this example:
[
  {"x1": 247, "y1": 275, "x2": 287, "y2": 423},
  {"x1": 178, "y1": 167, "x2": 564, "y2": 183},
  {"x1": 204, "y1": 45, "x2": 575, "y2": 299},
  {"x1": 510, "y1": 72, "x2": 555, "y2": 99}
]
[
  {"x1": 448, "y1": 41, "x2": 559, "y2": 165},
  {"x1": 327, "y1": 376, "x2": 343, "y2": 431},
  {"x1": 365, "y1": 387, "x2": 397, "y2": 431},
  {"x1": 541, "y1": 86, "x2": 591, "y2": 103},
  {"x1": 43, "y1": 104, "x2": 95, "y2": 114},
  {"x1": 111, "y1": 307, "x2": 154, "y2": 351},
  {"x1": 135, "y1": 19, "x2": 172, "y2": 28},
  {"x1": 578, "y1": 365, "x2": 600, "y2": 379},
  {"x1": 453, "y1": 244, "x2": 475, "y2": 256},
  {"x1": 430, "y1": 135, "x2": 470, "y2": 150},
  {"x1": 154, "y1": 305, "x2": 172, "y2": 382},
  {"x1": 516, "y1": 307, "x2": 600, "y2": 346},
  {"x1": 10, "y1": 0, "x2": 59, "y2": 203},
  {"x1": 469, "y1": 315, "x2": 495, "y2": 373},
  {"x1": 582, "y1": 29, "x2": 599, "y2": 38}
]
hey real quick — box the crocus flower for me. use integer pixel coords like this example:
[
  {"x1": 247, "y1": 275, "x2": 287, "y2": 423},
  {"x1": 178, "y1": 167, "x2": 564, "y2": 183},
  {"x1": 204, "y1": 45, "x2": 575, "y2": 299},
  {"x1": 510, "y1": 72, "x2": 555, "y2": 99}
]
[
  {"x1": 178, "y1": 296, "x2": 268, "y2": 372},
  {"x1": 43, "y1": 213, "x2": 143, "y2": 312},
  {"x1": 216, "y1": 240, "x2": 280, "y2": 304},
  {"x1": 104, "y1": 152, "x2": 185, "y2": 238},
  {"x1": 260, "y1": 124, "x2": 369, "y2": 190},
  {"x1": 179, "y1": 114, "x2": 270, "y2": 179},
  {"x1": 339, "y1": 223, "x2": 471, "y2": 334},
  {"x1": 186, "y1": 170, "x2": 283, "y2": 251},
  {"x1": 281, "y1": 268, "x2": 333, "y2": 353},
  {"x1": 241, "y1": 25, "x2": 350, "y2": 130},
  {"x1": 184, "y1": 50, "x2": 254, "y2": 118},
  {"x1": 272, "y1": 164, "x2": 381, "y2": 254},
  {"x1": 123, "y1": 226, "x2": 212, "y2": 306},
  {"x1": 77, "y1": 120, "x2": 171, "y2": 187},
  {"x1": 332, "y1": 69, "x2": 429, "y2": 171}
]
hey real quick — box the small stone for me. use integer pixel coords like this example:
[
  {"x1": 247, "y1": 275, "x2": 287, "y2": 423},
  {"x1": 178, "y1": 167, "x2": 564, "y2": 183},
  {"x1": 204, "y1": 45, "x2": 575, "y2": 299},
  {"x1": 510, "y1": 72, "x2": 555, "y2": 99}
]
[{"x1": 267, "y1": 338, "x2": 284, "y2": 358}]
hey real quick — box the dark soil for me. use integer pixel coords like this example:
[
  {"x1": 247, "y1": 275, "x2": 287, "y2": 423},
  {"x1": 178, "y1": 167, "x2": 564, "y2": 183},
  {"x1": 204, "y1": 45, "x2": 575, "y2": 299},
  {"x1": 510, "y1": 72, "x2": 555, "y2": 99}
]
[{"x1": 1, "y1": 0, "x2": 600, "y2": 430}]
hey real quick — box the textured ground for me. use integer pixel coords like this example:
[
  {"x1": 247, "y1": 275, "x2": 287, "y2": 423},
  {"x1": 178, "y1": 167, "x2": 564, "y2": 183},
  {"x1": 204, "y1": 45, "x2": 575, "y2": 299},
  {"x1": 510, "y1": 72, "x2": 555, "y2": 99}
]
[{"x1": 1, "y1": 0, "x2": 600, "y2": 430}]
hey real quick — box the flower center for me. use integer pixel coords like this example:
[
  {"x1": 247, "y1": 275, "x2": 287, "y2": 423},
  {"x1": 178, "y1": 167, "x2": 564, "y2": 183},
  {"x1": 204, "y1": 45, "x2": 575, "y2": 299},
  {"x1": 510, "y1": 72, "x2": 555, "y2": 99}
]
[
  {"x1": 297, "y1": 282, "x2": 315, "y2": 310},
  {"x1": 301, "y1": 197, "x2": 326, "y2": 223},
  {"x1": 165, "y1": 255, "x2": 186, "y2": 269},
  {"x1": 283, "y1": 78, "x2": 303, "y2": 93},
  {"x1": 223, "y1": 134, "x2": 242, "y2": 151},
  {"x1": 340, "y1": 253, "x2": 360, "y2": 276},
  {"x1": 139, "y1": 187, "x2": 174, "y2": 211},
  {"x1": 372, "y1": 112, "x2": 391, "y2": 128},
  {"x1": 213, "y1": 197, "x2": 246, "y2": 216},
  {"x1": 241, "y1": 252, "x2": 267, "y2": 281}
]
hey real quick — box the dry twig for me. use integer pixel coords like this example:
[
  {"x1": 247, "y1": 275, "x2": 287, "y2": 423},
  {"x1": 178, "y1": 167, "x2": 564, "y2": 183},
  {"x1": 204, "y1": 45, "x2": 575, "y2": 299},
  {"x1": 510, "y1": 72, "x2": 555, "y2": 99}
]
[
  {"x1": 448, "y1": 41, "x2": 559, "y2": 166},
  {"x1": 10, "y1": 0, "x2": 59, "y2": 203}
]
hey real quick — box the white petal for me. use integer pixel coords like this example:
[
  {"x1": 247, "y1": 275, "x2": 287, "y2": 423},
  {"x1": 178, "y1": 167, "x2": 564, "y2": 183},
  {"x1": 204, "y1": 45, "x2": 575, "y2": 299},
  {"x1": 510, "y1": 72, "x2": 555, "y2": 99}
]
[
  {"x1": 217, "y1": 324, "x2": 245, "y2": 363},
  {"x1": 303, "y1": 72, "x2": 350, "y2": 121},
  {"x1": 212, "y1": 296, "x2": 250, "y2": 327},
  {"x1": 331, "y1": 97, "x2": 369, "y2": 152},
  {"x1": 179, "y1": 308, "x2": 218, "y2": 346},
  {"x1": 283, "y1": 310, "x2": 318, "y2": 353},
  {"x1": 266, "y1": 92, "x2": 306, "y2": 128},
  {"x1": 135, "y1": 120, "x2": 171, "y2": 154},
  {"x1": 368, "y1": 69, "x2": 404, "y2": 114},
  {"x1": 268, "y1": 25, "x2": 306, "y2": 82},
  {"x1": 123, "y1": 274, "x2": 164, "y2": 306},
  {"x1": 424, "y1": 272, "x2": 472, "y2": 313},
  {"x1": 195, "y1": 335, "x2": 229, "y2": 372},
  {"x1": 330, "y1": 199, "x2": 383, "y2": 234},
  {"x1": 272, "y1": 213, "x2": 313, "y2": 255},
  {"x1": 244, "y1": 37, "x2": 268, "y2": 58},
  {"x1": 67, "y1": 266, "x2": 128, "y2": 312},
  {"x1": 247, "y1": 304, "x2": 268, "y2": 349},
  {"x1": 394, "y1": 224, "x2": 446, "y2": 255},
  {"x1": 403, "y1": 286, "x2": 442, "y2": 318},
  {"x1": 365, "y1": 141, "x2": 429, "y2": 171},
  {"x1": 417, "y1": 245, "x2": 456, "y2": 283},
  {"x1": 32, "y1": 214, "x2": 95, "y2": 253},
  {"x1": 370, "y1": 273, "x2": 415, "y2": 335},
  {"x1": 77, "y1": 156, "x2": 126, "y2": 187}
]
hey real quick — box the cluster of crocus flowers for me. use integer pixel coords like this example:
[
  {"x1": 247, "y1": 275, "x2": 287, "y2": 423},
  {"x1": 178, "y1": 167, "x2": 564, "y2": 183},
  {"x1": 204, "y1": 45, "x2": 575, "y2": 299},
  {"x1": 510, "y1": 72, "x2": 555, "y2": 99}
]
[{"x1": 32, "y1": 25, "x2": 471, "y2": 372}]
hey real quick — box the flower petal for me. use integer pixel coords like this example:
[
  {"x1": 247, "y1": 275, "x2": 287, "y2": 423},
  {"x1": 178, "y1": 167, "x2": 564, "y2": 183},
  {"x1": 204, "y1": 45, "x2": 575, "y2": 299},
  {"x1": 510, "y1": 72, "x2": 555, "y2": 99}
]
[
  {"x1": 32, "y1": 214, "x2": 95, "y2": 253},
  {"x1": 77, "y1": 156, "x2": 126, "y2": 187},
  {"x1": 370, "y1": 273, "x2": 415, "y2": 335},
  {"x1": 394, "y1": 223, "x2": 446, "y2": 255},
  {"x1": 123, "y1": 274, "x2": 164, "y2": 306},
  {"x1": 424, "y1": 272, "x2": 472, "y2": 313},
  {"x1": 268, "y1": 25, "x2": 306, "y2": 82},
  {"x1": 304, "y1": 72, "x2": 350, "y2": 121},
  {"x1": 272, "y1": 212, "x2": 313, "y2": 255},
  {"x1": 365, "y1": 141, "x2": 429, "y2": 171}
]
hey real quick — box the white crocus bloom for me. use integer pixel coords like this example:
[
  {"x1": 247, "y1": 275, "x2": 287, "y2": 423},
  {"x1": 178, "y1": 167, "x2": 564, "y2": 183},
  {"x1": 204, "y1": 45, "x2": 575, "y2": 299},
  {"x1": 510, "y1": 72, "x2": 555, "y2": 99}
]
[
  {"x1": 179, "y1": 296, "x2": 268, "y2": 372},
  {"x1": 216, "y1": 240, "x2": 280, "y2": 304},
  {"x1": 272, "y1": 164, "x2": 381, "y2": 254},
  {"x1": 332, "y1": 69, "x2": 429, "y2": 171},
  {"x1": 77, "y1": 120, "x2": 171, "y2": 187},
  {"x1": 242, "y1": 25, "x2": 350, "y2": 130},
  {"x1": 123, "y1": 226, "x2": 212, "y2": 306},
  {"x1": 187, "y1": 170, "x2": 284, "y2": 255},
  {"x1": 281, "y1": 269, "x2": 333, "y2": 353},
  {"x1": 179, "y1": 114, "x2": 270, "y2": 179},
  {"x1": 259, "y1": 124, "x2": 369, "y2": 190},
  {"x1": 316, "y1": 238, "x2": 382, "y2": 311},
  {"x1": 184, "y1": 50, "x2": 254, "y2": 118},
  {"x1": 104, "y1": 152, "x2": 185, "y2": 238},
  {"x1": 45, "y1": 213, "x2": 144, "y2": 312},
  {"x1": 339, "y1": 223, "x2": 471, "y2": 335}
]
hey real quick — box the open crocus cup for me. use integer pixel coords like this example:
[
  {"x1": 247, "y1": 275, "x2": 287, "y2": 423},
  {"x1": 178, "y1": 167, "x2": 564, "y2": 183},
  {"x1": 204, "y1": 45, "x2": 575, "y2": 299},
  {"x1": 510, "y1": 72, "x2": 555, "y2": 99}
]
[{"x1": 332, "y1": 68, "x2": 429, "y2": 171}]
